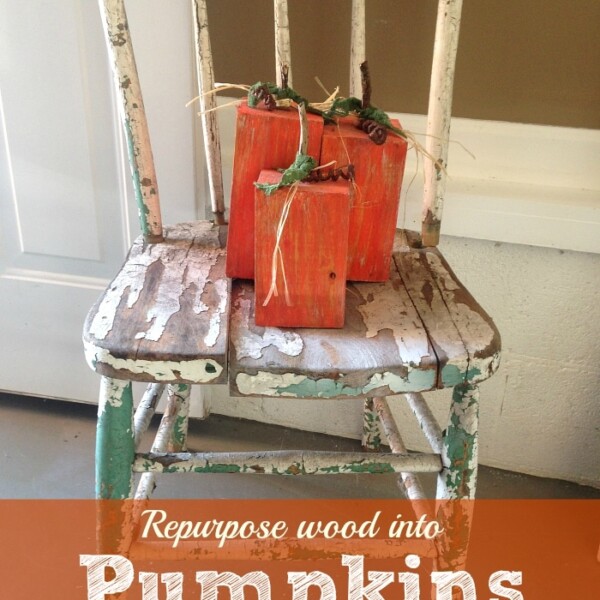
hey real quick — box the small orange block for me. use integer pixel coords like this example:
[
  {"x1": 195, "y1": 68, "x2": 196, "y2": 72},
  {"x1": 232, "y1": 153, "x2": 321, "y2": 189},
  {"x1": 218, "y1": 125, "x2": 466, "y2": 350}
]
[
  {"x1": 226, "y1": 101, "x2": 324, "y2": 280},
  {"x1": 320, "y1": 117, "x2": 408, "y2": 281},
  {"x1": 254, "y1": 170, "x2": 351, "y2": 328}
]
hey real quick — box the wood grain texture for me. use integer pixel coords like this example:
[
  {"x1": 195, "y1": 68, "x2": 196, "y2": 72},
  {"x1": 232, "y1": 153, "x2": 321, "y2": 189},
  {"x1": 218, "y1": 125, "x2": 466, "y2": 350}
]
[
  {"x1": 230, "y1": 247, "x2": 437, "y2": 399},
  {"x1": 226, "y1": 101, "x2": 324, "y2": 279},
  {"x1": 394, "y1": 231, "x2": 501, "y2": 388},
  {"x1": 84, "y1": 221, "x2": 230, "y2": 384},
  {"x1": 230, "y1": 230, "x2": 500, "y2": 398},
  {"x1": 320, "y1": 118, "x2": 407, "y2": 281},
  {"x1": 254, "y1": 171, "x2": 351, "y2": 328}
]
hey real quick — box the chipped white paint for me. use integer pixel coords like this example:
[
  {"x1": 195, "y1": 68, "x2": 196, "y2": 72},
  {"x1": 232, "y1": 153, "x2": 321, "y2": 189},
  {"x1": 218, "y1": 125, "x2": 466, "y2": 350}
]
[
  {"x1": 426, "y1": 253, "x2": 495, "y2": 354},
  {"x1": 394, "y1": 250, "x2": 467, "y2": 365},
  {"x1": 484, "y1": 350, "x2": 501, "y2": 377},
  {"x1": 192, "y1": 0, "x2": 225, "y2": 221},
  {"x1": 235, "y1": 368, "x2": 436, "y2": 398},
  {"x1": 133, "y1": 450, "x2": 442, "y2": 475},
  {"x1": 99, "y1": 0, "x2": 163, "y2": 240},
  {"x1": 98, "y1": 377, "x2": 130, "y2": 416},
  {"x1": 135, "y1": 384, "x2": 190, "y2": 500},
  {"x1": 85, "y1": 341, "x2": 223, "y2": 383},
  {"x1": 133, "y1": 383, "x2": 165, "y2": 448},
  {"x1": 357, "y1": 281, "x2": 433, "y2": 366},
  {"x1": 451, "y1": 392, "x2": 478, "y2": 436},
  {"x1": 422, "y1": 0, "x2": 464, "y2": 246},
  {"x1": 236, "y1": 371, "x2": 307, "y2": 397},
  {"x1": 349, "y1": 0, "x2": 366, "y2": 98},
  {"x1": 274, "y1": 0, "x2": 292, "y2": 87},
  {"x1": 135, "y1": 248, "x2": 220, "y2": 343},
  {"x1": 90, "y1": 224, "x2": 225, "y2": 343},
  {"x1": 437, "y1": 384, "x2": 479, "y2": 501},
  {"x1": 363, "y1": 370, "x2": 432, "y2": 394},
  {"x1": 203, "y1": 277, "x2": 229, "y2": 348},
  {"x1": 91, "y1": 256, "x2": 151, "y2": 340},
  {"x1": 404, "y1": 392, "x2": 443, "y2": 453},
  {"x1": 231, "y1": 296, "x2": 303, "y2": 360},
  {"x1": 373, "y1": 397, "x2": 428, "y2": 505}
]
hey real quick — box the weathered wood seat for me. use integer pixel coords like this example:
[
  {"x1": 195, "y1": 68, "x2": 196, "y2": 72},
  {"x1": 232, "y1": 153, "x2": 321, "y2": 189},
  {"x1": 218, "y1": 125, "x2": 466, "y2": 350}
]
[
  {"x1": 83, "y1": 222, "x2": 229, "y2": 385},
  {"x1": 230, "y1": 230, "x2": 500, "y2": 399}
]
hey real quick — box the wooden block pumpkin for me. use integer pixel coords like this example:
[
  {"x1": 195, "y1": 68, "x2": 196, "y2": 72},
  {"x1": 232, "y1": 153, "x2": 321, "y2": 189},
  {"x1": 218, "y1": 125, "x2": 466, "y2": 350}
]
[
  {"x1": 226, "y1": 101, "x2": 324, "y2": 280},
  {"x1": 254, "y1": 170, "x2": 351, "y2": 328},
  {"x1": 320, "y1": 117, "x2": 407, "y2": 281}
]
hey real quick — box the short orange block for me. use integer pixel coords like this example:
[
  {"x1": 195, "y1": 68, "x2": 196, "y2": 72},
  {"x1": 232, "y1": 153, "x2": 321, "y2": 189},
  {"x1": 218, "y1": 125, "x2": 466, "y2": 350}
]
[
  {"x1": 254, "y1": 170, "x2": 351, "y2": 328},
  {"x1": 320, "y1": 117, "x2": 408, "y2": 281},
  {"x1": 226, "y1": 101, "x2": 324, "y2": 280}
]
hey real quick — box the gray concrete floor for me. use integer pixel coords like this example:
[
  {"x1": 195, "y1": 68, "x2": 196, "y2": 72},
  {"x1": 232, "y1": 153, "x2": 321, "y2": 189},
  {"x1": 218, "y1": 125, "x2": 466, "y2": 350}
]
[{"x1": 1, "y1": 392, "x2": 599, "y2": 499}]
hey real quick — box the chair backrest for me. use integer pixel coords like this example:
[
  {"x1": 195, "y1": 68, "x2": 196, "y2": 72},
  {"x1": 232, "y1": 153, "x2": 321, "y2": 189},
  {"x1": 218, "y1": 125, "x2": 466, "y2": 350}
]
[{"x1": 99, "y1": 0, "x2": 463, "y2": 247}]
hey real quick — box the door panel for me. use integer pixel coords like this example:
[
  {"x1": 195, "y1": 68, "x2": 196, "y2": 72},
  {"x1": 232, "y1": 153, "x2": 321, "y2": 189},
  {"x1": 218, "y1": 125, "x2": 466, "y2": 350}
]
[{"x1": 0, "y1": 1, "x2": 199, "y2": 403}]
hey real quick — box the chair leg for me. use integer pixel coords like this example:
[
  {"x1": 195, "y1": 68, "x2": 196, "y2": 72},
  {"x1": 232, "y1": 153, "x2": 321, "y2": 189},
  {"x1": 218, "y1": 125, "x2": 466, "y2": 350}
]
[
  {"x1": 96, "y1": 377, "x2": 135, "y2": 500},
  {"x1": 437, "y1": 382, "x2": 479, "y2": 500},
  {"x1": 361, "y1": 397, "x2": 383, "y2": 451},
  {"x1": 435, "y1": 382, "x2": 479, "y2": 574},
  {"x1": 166, "y1": 383, "x2": 191, "y2": 452},
  {"x1": 96, "y1": 377, "x2": 135, "y2": 556}
]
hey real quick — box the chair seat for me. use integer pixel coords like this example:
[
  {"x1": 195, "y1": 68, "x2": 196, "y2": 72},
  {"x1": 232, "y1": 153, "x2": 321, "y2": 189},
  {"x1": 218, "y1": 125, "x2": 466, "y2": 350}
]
[
  {"x1": 229, "y1": 230, "x2": 501, "y2": 398},
  {"x1": 83, "y1": 221, "x2": 230, "y2": 384}
]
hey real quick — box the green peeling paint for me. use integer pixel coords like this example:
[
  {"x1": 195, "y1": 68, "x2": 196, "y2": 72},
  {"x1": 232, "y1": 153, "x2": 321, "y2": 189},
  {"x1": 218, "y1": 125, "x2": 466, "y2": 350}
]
[
  {"x1": 441, "y1": 364, "x2": 465, "y2": 387},
  {"x1": 96, "y1": 379, "x2": 134, "y2": 500},
  {"x1": 124, "y1": 119, "x2": 150, "y2": 236},
  {"x1": 442, "y1": 384, "x2": 478, "y2": 498},
  {"x1": 276, "y1": 368, "x2": 437, "y2": 399},
  {"x1": 139, "y1": 457, "x2": 407, "y2": 476},
  {"x1": 362, "y1": 401, "x2": 383, "y2": 450},
  {"x1": 162, "y1": 463, "x2": 242, "y2": 474},
  {"x1": 341, "y1": 462, "x2": 395, "y2": 474},
  {"x1": 168, "y1": 384, "x2": 190, "y2": 452},
  {"x1": 277, "y1": 378, "x2": 365, "y2": 398},
  {"x1": 441, "y1": 363, "x2": 482, "y2": 387},
  {"x1": 170, "y1": 413, "x2": 188, "y2": 451}
]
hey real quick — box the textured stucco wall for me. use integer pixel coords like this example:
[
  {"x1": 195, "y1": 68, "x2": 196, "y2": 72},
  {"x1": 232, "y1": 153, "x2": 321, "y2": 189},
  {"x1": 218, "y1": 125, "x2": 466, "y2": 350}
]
[{"x1": 211, "y1": 236, "x2": 600, "y2": 487}]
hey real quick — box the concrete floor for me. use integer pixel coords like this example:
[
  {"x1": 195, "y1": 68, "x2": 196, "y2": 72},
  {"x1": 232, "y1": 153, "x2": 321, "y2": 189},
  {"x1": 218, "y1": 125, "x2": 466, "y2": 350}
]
[{"x1": 1, "y1": 392, "x2": 599, "y2": 499}]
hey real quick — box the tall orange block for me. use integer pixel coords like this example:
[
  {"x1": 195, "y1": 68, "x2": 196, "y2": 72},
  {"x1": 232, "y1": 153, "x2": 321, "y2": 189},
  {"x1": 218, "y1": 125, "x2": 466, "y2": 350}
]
[
  {"x1": 226, "y1": 101, "x2": 324, "y2": 280},
  {"x1": 320, "y1": 117, "x2": 408, "y2": 281},
  {"x1": 254, "y1": 170, "x2": 351, "y2": 328}
]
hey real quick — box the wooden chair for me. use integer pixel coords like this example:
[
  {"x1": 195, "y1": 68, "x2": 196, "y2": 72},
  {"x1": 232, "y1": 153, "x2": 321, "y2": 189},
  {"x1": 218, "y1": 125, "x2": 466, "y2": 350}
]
[{"x1": 84, "y1": 0, "x2": 500, "y2": 568}]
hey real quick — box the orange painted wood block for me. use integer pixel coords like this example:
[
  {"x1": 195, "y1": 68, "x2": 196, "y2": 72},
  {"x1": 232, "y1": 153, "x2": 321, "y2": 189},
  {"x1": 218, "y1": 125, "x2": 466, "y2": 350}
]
[
  {"x1": 226, "y1": 101, "x2": 324, "y2": 279},
  {"x1": 254, "y1": 170, "x2": 351, "y2": 328},
  {"x1": 320, "y1": 117, "x2": 408, "y2": 281}
]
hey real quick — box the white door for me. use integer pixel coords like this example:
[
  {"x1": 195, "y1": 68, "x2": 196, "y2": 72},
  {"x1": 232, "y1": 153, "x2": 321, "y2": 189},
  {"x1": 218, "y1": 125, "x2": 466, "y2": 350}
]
[{"x1": 0, "y1": 1, "x2": 201, "y2": 405}]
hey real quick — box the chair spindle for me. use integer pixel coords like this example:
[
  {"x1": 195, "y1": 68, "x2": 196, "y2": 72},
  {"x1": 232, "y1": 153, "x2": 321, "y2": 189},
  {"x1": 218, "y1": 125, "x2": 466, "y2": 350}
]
[
  {"x1": 274, "y1": 0, "x2": 293, "y2": 86},
  {"x1": 421, "y1": 0, "x2": 464, "y2": 247},
  {"x1": 98, "y1": 0, "x2": 164, "y2": 242},
  {"x1": 349, "y1": 0, "x2": 366, "y2": 98},
  {"x1": 192, "y1": 0, "x2": 226, "y2": 224}
]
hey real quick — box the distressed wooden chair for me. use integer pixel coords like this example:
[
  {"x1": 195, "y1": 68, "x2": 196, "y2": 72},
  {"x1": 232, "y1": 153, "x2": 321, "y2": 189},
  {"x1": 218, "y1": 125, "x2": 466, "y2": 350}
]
[{"x1": 84, "y1": 0, "x2": 500, "y2": 568}]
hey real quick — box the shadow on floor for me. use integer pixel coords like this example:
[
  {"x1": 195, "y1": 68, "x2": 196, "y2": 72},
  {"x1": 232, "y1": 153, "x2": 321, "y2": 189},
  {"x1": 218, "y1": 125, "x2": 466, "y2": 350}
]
[{"x1": 1, "y1": 392, "x2": 598, "y2": 499}]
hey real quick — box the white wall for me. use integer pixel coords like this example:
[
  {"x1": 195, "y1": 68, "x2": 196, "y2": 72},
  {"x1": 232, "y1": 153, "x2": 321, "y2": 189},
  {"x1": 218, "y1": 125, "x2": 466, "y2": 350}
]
[
  {"x1": 208, "y1": 106, "x2": 600, "y2": 487},
  {"x1": 436, "y1": 236, "x2": 599, "y2": 486}
]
